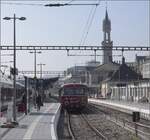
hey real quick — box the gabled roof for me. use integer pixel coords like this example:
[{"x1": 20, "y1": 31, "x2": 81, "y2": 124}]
[
  {"x1": 95, "y1": 62, "x2": 120, "y2": 72},
  {"x1": 110, "y1": 63, "x2": 142, "y2": 82}
]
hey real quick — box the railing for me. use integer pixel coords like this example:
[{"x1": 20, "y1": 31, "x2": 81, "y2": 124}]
[
  {"x1": 105, "y1": 113, "x2": 150, "y2": 140},
  {"x1": 89, "y1": 99, "x2": 150, "y2": 120}
]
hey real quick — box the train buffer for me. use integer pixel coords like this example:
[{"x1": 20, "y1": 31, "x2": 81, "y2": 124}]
[{"x1": 0, "y1": 103, "x2": 61, "y2": 140}]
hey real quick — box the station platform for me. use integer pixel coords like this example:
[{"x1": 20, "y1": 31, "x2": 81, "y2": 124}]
[
  {"x1": 0, "y1": 103, "x2": 61, "y2": 140},
  {"x1": 89, "y1": 98, "x2": 150, "y2": 120}
]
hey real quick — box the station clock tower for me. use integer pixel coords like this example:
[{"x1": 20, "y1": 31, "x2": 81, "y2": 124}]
[{"x1": 101, "y1": 9, "x2": 113, "y2": 64}]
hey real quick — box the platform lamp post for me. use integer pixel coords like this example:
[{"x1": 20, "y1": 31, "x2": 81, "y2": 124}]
[
  {"x1": 37, "y1": 63, "x2": 46, "y2": 79},
  {"x1": 29, "y1": 50, "x2": 41, "y2": 103},
  {"x1": 3, "y1": 14, "x2": 26, "y2": 124},
  {"x1": 29, "y1": 50, "x2": 42, "y2": 79},
  {"x1": 37, "y1": 63, "x2": 45, "y2": 96}
]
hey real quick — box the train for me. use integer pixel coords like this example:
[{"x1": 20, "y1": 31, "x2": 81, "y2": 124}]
[{"x1": 59, "y1": 83, "x2": 88, "y2": 110}]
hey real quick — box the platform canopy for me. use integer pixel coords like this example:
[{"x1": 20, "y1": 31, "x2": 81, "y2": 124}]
[{"x1": 26, "y1": 77, "x2": 59, "y2": 90}]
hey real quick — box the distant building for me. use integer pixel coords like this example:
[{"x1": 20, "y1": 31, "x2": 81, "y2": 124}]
[
  {"x1": 101, "y1": 9, "x2": 113, "y2": 64},
  {"x1": 110, "y1": 57, "x2": 142, "y2": 82},
  {"x1": 123, "y1": 55, "x2": 149, "y2": 79},
  {"x1": 95, "y1": 57, "x2": 142, "y2": 98},
  {"x1": 132, "y1": 55, "x2": 150, "y2": 79},
  {"x1": 135, "y1": 55, "x2": 147, "y2": 75},
  {"x1": 93, "y1": 61, "x2": 120, "y2": 85},
  {"x1": 143, "y1": 56, "x2": 150, "y2": 78},
  {"x1": 65, "y1": 61, "x2": 100, "y2": 84},
  {"x1": 111, "y1": 80, "x2": 150, "y2": 102},
  {"x1": 126, "y1": 62, "x2": 136, "y2": 71},
  {"x1": 66, "y1": 65, "x2": 87, "y2": 83}
]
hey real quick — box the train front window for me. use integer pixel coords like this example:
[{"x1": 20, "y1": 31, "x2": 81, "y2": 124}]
[
  {"x1": 74, "y1": 88, "x2": 85, "y2": 95},
  {"x1": 64, "y1": 88, "x2": 74, "y2": 95},
  {"x1": 64, "y1": 87, "x2": 86, "y2": 95}
]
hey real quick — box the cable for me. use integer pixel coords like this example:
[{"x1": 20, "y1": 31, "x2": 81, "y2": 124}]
[
  {"x1": 80, "y1": 0, "x2": 100, "y2": 46},
  {"x1": 82, "y1": 5, "x2": 97, "y2": 45},
  {"x1": 2, "y1": 0, "x2": 149, "y2": 1},
  {"x1": 1, "y1": 0, "x2": 102, "y2": 1},
  {"x1": 2, "y1": 2, "x2": 44, "y2": 6},
  {"x1": 79, "y1": 5, "x2": 95, "y2": 46},
  {"x1": 2, "y1": 2, "x2": 99, "y2": 7},
  {"x1": 66, "y1": 0, "x2": 74, "y2": 4},
  {"x1": 45, "y1": 3, "x2": 99, "y2": 6}
]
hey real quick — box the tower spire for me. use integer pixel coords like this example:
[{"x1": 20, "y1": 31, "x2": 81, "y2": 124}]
[
  {"x1": 105, "y1": 0, "x2": 108, "y2": 20},
  {"x1": 101, "y1": 9, "x2": 113, "y2": 64},
  {"x1": 105, "y1": 9, "x2": 108, "y2": 21}
]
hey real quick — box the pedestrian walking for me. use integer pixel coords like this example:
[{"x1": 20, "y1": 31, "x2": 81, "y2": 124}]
[
  {"x1": 36, "y1": 94, "x2": 42, "y2": 111},
  {"x1": 20, "y1": 93, "x2": 27, "y2": 114}
]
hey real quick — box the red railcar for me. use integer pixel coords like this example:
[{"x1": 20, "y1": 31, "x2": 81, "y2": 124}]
[{"x1": 59, "y1": 83, "x2": 88, "y2": 110}]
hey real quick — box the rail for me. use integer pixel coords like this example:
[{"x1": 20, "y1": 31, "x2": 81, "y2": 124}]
[
  {"x1": 89, "y1": 104, "x2": 150, "y2": 140},
  {"x1": 66, "y1": 110, "x2": 76, "y2": 140},
  {"x1": 89, "y1": 100, "x2": 150, "y2": 121},
  {"x1": 80, "y1": 113, "x2": 108, "y2": 140}
]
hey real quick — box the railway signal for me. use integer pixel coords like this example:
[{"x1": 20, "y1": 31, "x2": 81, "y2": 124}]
[
  {"x1": 132, "y1": 111, "x2": 140, "y2": 122},
  {"x1": 133, "y1": 111, "x2": 140, "y2": 136}
]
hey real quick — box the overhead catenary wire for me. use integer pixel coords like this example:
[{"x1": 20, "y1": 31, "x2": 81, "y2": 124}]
[
  {"x1": 79, "y1": 5, "x2": 96, "y2": 46},
  {"x1": 68, "y1": 54, "x2": 122, "y2": 57},
  {"x1": 1, "y1": 2, "x2": 44, "y2": 6},
  {"x1": 65, "y1": 0, "x2": 75, "y2": 4},
  {"x1": 0, "y1": 0, "x2": 105, "y2": 1},
  {"x1": 2, "y1": 2, "x2": 99, "y2": 7},
  {"x1": 81, "y1": 4, "x2": 98, "y2": 45},
  {"x1": 45, "y1": 3, "x2": 99, "y2": 6},
  {"x1": 80, "y1": 0, "x2": 100, "y2": 46},
  {"x1": 2, "y1": 0, "x2": 149, "y2": 1}
]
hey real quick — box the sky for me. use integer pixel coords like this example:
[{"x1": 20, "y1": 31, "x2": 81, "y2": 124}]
[{"x1": 0, "y1": 0, "x2": 149, "y2": 77}]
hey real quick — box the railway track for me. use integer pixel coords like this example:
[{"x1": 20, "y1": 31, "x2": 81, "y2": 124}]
[
  {"x1": 66, "y1": 110, "x2": 76, "y2": 140},
  {"x1": 59, "y1": 102, "x2": 150, "y2": 140},
  {"x1": 88, "y1": 103, "x2": 150, "y2": 140},
  {"x1": 82, "y1": 107, "x2": 135, "y2": 140},
  {"x1": 89, "y1": 102, "x2": 150, "y2": 125},
  {"x1": 80, "y1": 113, "x2": 108, "y2": 140},
  {"x1": 66, "y1": 106, "x2": 140, "y2": 140},
  {"x1": 66, "y1": 109, "x2": 106, "y2": 140}
]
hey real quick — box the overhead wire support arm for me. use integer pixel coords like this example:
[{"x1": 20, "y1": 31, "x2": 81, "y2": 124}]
[
  {"x1": 2, "y1": 2, "x2": 99, "y2": 7},
  {"x1": 0, "y1": 45, "x2": 150, "y2": 51},
  {"x1": 44, "y1": 3, "x2": 99, "y2": 7},
  {"x1": 44, "y1": 3, "x2": 65, "y2": 7}
]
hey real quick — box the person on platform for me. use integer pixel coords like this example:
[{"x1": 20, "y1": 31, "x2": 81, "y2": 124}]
[
  {"x1": 36, "y1": 94, "x2": 42, "y2": 111},
  {"x1": 21, "y1": 93, "x2": 27, "y2": 115}
]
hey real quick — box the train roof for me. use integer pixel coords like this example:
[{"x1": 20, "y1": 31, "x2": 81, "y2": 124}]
[{"x1": 61, "y1": 83, "x2": 88, "y2": 88}]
